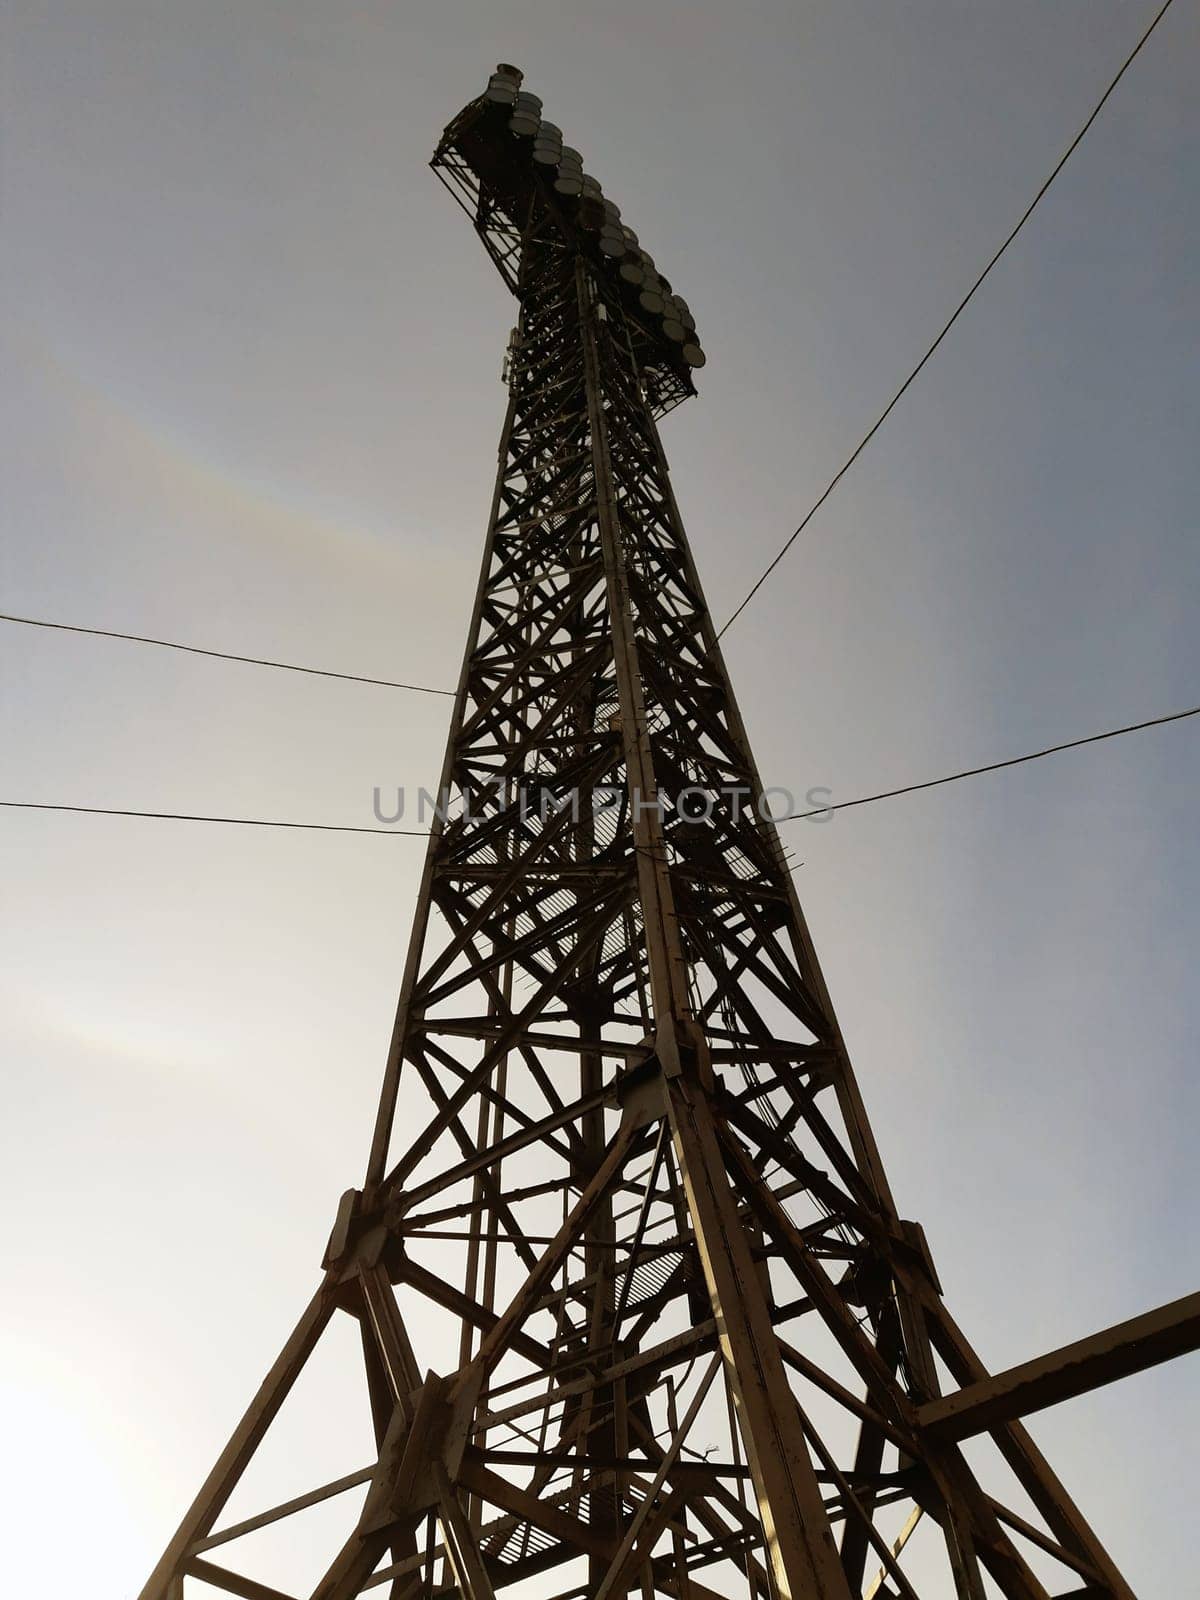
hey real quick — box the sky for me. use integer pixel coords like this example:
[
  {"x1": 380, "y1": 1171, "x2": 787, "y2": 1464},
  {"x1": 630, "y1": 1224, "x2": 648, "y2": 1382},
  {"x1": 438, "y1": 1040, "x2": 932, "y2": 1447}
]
[{"x1": 1, "y1": 2, "x2": 1197, "y2": 1596}]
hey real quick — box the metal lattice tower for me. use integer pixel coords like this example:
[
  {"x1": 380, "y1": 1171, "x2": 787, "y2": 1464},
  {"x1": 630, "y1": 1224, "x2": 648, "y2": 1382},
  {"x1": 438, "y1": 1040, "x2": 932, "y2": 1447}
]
[{"x1": 142, "y1": 66, "x2": 1199, "y2": 1600}]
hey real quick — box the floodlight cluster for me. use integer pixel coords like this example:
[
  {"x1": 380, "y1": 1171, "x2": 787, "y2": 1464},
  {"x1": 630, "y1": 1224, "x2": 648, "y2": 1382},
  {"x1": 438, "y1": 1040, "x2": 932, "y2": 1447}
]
[{"x1": 484, "y1": 64, "x2": 706, "y2": 369}]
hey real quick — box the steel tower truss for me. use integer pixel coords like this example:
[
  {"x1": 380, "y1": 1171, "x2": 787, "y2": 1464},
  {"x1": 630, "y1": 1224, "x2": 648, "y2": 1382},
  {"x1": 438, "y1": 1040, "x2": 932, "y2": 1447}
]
[{"x1": 141, "y1": 67, "x2": 1199, "y2": 1600}]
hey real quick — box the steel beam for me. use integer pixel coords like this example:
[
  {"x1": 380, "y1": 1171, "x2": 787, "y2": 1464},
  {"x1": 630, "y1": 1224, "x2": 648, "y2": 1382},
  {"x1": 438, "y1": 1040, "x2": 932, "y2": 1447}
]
[{"x1": 920, "y1": 1290, "x2": 1200, "y2": 1442}]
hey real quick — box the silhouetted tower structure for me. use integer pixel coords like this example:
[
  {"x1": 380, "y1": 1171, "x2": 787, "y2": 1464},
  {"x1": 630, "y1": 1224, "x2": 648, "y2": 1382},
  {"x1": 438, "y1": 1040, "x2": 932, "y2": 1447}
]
[{"x1": 142, "y1": 66, "x2": 1199, "y2": 1600}]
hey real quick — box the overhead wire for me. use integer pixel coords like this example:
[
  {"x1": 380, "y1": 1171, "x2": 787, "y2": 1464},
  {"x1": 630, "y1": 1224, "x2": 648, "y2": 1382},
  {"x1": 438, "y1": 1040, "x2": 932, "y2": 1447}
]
[
  {"x1": 0, "y1": 801, "x2": 426, "y2": 836},
  {"x1": 0, "y1": 611, "x2": 453, "y2": 697},
  {"x1": 4, "y1": 702, "x2": 1196, "y2": 841},
  {"x1": 714, "y1": 0, "x2": 1178, "y2": 639},
  {"x1": 777, "y1": 704, "x2": 1200, "y2": 823}
]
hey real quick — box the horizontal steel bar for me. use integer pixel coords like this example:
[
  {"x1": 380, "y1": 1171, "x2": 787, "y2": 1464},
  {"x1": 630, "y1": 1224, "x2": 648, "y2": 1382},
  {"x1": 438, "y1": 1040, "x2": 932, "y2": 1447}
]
[{"x1": 919, "y1": 1289, "x2": 1200, "y2": 1441}]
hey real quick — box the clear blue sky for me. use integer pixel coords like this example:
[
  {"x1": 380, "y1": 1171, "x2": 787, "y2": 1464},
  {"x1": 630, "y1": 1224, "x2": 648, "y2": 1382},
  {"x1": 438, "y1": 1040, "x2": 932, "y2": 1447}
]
[{"x1": 1, "y1": 3, "x2": 1197, "y2": 1596}]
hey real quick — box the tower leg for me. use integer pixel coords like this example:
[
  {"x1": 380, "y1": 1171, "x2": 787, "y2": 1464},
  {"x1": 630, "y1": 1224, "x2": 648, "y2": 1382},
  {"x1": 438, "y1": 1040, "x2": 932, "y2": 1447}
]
[{"x1": 666, "y1": 1073, "x2": 852, "y2": 1600}]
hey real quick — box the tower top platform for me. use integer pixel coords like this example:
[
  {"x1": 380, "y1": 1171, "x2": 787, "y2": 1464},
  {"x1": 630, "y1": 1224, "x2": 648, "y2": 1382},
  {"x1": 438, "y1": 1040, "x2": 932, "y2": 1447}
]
[{"x1": 432, "y1": 63, "x2": 704, "y2": 414}]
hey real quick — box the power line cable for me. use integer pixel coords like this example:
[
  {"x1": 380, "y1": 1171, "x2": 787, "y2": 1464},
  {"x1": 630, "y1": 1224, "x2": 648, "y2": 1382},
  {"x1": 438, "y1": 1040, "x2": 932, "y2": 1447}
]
[
  {"x1": 0, "y1": 800, "x2": 426, "y2": 836},
  {"x1": 5, "y1": 702, "x2": 1196, "y2": 840},
  {"x1": 715, "y1": 0, "x2": 1178, "y2": 640},
  {"x1": 778, "y1": 704, "x2": 1200, "y2": 822},
  {"x1": 0, "y1": 612, "x2": 454, "y2": 697}
]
